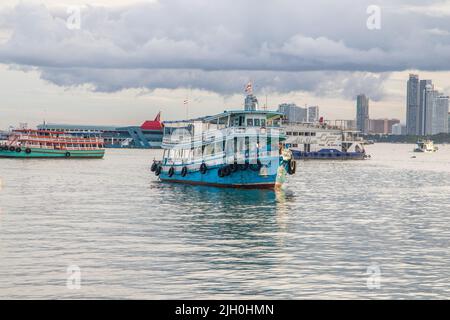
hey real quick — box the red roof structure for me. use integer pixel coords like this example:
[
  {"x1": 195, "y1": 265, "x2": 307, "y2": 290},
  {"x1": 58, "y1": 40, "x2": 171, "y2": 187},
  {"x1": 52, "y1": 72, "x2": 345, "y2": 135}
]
[{"x1": 141, "y1": 112, "x2": 163, "y2": 131}]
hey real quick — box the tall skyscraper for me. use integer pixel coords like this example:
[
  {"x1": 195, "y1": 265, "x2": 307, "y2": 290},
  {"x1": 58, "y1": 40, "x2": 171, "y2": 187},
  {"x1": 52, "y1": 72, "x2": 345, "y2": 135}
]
[
  {"x1": 433, "y1": 95, "x2": 449, "y2": 134},
  {"x1": 419, "y1": 79, "x2": 433, "y2": 135},
  {"x1": 356, "y1": 94, "x2": 369, "y2": 134},
  {"x1": 423, "y1": 84, "x2": 438, "y2": 135},
  {"x1": 406, "y1": 74, "x2": 420, "y2": 135}
]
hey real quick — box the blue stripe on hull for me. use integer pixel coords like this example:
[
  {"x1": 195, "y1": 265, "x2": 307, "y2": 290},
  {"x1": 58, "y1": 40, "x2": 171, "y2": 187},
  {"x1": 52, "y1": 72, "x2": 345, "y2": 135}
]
[
  {"x1": 159, "y1": 167, "x2": 277, "y2": 188},
  {"x1": 292, "y1": 149, "x2": 365, "y2": 160}
]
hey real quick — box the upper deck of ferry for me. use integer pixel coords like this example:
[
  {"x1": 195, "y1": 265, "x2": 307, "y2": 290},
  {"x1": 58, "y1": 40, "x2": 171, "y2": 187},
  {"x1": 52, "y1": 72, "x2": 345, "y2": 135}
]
[{"x1": 162, "y1": 110, "x2": 285, "y2": 148}]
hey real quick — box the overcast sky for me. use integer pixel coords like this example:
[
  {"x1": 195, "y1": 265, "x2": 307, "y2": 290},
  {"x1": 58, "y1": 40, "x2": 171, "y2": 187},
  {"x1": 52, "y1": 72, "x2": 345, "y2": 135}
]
[{"x1": 1, "y1": 0, "x2": 450, "y2": 128}]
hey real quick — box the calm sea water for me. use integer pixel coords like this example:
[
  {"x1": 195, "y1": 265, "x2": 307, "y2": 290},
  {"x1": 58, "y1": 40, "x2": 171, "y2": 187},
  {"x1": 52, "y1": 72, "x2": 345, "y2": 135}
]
[{"x1": 1, "y1": 143, "x2": 450, "y2": 299}]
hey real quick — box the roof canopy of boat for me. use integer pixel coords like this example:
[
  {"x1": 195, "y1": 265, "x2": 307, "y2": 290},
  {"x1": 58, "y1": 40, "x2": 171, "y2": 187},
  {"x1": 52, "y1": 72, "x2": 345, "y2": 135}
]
[{"x1": 162, "y1": 110, "x2": 283, "y2": 128}]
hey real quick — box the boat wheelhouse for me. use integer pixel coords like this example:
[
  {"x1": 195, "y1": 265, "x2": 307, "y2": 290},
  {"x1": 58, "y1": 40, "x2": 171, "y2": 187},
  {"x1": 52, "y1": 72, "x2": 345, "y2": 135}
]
[
  {"x1": 284, "y1": 122, "x2": 368, "y2": 160},
  {"x1": 151, "y1": 110, "x2": 296, "y2": 188},
  {"x1": 0, "y1": 129, "x2": 105, "y2": 158}
]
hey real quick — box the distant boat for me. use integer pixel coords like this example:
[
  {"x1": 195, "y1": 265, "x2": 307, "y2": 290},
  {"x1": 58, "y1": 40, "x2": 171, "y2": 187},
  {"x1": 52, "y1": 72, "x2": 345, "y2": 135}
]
[
  {"x1": 414, "y1": 140, "x2": 438, "y2": 153},
  {"x1": 150, "y1": 110, "x2": 296, "y2": 189},
  {"x1": 284, "y1": 123, "x2": 369, "y2": 160},
  {"x1": 0, "y1": 129, "x2": 105, "y2": 158}
]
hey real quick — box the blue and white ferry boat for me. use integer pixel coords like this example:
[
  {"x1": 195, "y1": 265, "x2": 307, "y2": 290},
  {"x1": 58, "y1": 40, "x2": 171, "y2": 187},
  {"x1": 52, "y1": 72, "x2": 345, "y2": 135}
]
[
  {"x1": 151, "y1": 110, "x2": 296, "y2": 188},
  {"x1": 284, "y1": 122, "x2": 369, "y2": 160}
]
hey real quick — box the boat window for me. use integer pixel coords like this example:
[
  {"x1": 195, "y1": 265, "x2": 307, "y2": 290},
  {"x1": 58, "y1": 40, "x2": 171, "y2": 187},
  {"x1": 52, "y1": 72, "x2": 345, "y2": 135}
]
[
  {"x1": 311, "y1": 132, "x2": 316, "y2": 136},
  {"x1": 247, "y1": 118, "x2": 254, "y2": 126},
  {"x1": 254, "y1": 119, "x2": 260, "y2": 126},
  {"x1": 239, "y1": 116, "x2": 245, "y2": 127},
  {"x1": 204, "y1": 143, "x2": 214, "y2": 156},
  {"x1": 287, "y1": 132, "x2": 292, "y2": 136},
  {"x1": 261, "y1": 119, "x2": 266, "y2": 127},
  {"x1": 305, "y1": 132, "x2": 310, "y2": 136},
  {"x1": 214, "y1": 141, "x2": 223, "y2": 155},
  {"x1": 193, "y1": 146, "x2": 202, "y2": 158},
  {"x1": 293, "y1": 132, "x2": 298, "y2": 136}
]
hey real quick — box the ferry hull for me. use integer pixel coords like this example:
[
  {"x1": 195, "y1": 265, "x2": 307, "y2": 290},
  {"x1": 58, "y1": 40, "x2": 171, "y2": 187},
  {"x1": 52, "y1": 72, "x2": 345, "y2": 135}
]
[
  {"x1": 159, "y1": 163, "x2": 284, "y2": 189},
  {"x1": 0, "y1": 147, "x2": 105, "y2": 159}
]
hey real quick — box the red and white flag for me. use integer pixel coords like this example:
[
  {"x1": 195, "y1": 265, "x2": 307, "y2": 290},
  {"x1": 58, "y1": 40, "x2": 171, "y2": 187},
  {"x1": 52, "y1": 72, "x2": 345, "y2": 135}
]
[{"x1": 244, "y1": 82, "x2": 253, "y2": 94}]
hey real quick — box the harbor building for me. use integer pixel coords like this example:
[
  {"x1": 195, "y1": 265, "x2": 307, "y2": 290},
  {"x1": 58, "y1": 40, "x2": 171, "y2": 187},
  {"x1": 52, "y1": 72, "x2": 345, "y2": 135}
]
[
  {"x1": 419, "y1": 79, "x2": 433, "y2": 135},
  {"x1": 278, "y1": 103, "x2": 307, "y2": 123},
  {"x1": 356, "y1": 94, "x2": 369, "y2": 134},
  {"x1": 37, "y1": 113, "x2": 163, "y2": 149},
  {"x1": 433, "y1": 95, "x2": 449, "y2": 135},
  {"x1": 406, "y1": 74, "x2": 420, "y2": 135}
]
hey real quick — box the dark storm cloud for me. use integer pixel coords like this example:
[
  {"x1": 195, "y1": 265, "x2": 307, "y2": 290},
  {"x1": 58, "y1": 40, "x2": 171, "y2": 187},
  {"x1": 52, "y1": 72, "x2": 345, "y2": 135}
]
[{"x1": 0, "y1": 0, "x2": 449, "y2": 96}]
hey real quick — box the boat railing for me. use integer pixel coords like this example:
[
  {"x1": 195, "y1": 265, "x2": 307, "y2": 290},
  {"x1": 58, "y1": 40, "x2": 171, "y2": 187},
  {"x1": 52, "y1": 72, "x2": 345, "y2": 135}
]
[{"x1": 162, "y1": 126, "x2": 282, "y2": 146}]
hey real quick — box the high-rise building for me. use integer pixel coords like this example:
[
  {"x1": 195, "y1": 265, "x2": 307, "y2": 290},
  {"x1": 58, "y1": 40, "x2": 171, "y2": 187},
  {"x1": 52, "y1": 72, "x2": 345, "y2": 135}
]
[
  {"x1": 419, "y1": 79, "x2": 433, "y2": 135},
  {"x1": 356, "y1": 94, "x2": 369, "y2": 134},
  {"x1": 448, "y1": 113, "x2": 450, "y2": 133},
  {"x1": 433, "y1": 95, "x2": 449, "y2": 134},
  {"x1": 278, "y1": 103, "x2": 307, "y2": 123},
  {"x1": 423, "y1": 84, "x2": 438, "y2": 135},
  {"x1": 406, "y1": 74, "x2": 420, "y2": 135},
  {"x1": 307, "y1": 106, "x2": 319, "y2": 123}
]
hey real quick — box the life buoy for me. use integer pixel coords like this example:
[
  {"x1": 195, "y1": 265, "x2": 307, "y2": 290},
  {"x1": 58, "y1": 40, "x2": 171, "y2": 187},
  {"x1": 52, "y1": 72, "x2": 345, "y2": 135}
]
[
  {"x1": 200, "y1": 163, "x2": 207, "y2": 174},
  {"x1": 249, "y1": 159, "x2": 262, "y2": 171},
  {"x1": 168, "y1": 166, "x2": 175, "y2": 177},
  {"x1": 218, "y1": 167, "x2": 225, "y2": 178},
  {"x1": 181, "y1": 166, "x2": 188, "y2": 177},
  {"x1": 238, "y1": 162, "x2": 249, "y2": 171},
  {"x1": 25, "y1": 148, "x2": 32, "y2": 154},
  {"x1": 15, "y1": 147, "x2": 22, "y2": 153},
  {"x1": 65, "y1": 152, "x2": 71, "y2": 157},
  {"x1": 9, "y1": 146, "x2": 15, "y2": 152},
  {"x1": 229, "y1": 162, "x2": 238, "y2": 172},
  {"x1": 2, "y1": 145, "x2": 9, "y2": 151},
  {"x1": 155, "y1": 166, "x2": 162, "y2": 176},
  {"x1": 223, "y1": 165, "x2": 231, "y2": 176},
  {"x1": 150, "y1": 162, "x2": 158, "y2": 172},
  {"x1": 288, "y1": 159, "x2": 296, "y2": 174}
]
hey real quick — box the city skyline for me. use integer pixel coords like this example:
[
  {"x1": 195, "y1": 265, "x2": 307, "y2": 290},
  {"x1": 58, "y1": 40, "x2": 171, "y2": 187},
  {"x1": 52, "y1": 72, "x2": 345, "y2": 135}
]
[{"x1": 3, "y1": 1, "x2": 450, "y2": 128}]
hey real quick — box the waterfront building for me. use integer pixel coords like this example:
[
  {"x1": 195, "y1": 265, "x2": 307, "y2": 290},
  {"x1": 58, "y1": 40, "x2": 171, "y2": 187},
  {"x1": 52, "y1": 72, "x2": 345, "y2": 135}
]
[
  {"x1": 277, "y1": 103, "x2": 307, "y2": 123},
  {"x1": 406, "y1": 74, "x2": 420, "y2": 135},
  {"x1": 356, "y1": 94, "x2": 369, "y2": 134},
  {"x1": 448, "y1": 113, "x2": 450, "y2": 133},
  {"x1": 37, "y1": 113, "x2": 163, "y2": 148},
  {"x1": 423, "y1": 84, "x2": 438, "y2": 135},
  {"x1": 433, "y1": 95, "x2": 449, "y2": 135},
  {"x1": 419, "y1": 79, "x2": 433, "y2": 135}
]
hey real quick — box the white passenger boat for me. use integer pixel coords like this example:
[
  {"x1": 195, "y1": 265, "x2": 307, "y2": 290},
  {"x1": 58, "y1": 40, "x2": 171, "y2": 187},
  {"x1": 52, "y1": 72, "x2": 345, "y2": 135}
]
[{"x1": 414, "y1": 140, "x2": 438, "y2": 153}]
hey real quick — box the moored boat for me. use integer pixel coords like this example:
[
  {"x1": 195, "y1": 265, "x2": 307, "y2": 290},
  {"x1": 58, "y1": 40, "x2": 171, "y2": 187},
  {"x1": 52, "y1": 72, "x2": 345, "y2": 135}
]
[
  {"x1": 284, "y1": 122, "x2": 369, "y2": 160},
  {"x1": 414, "y1": 139, "x2": 438, "y2": 153},
  {"x1": 150, "y1": 110, "x2": 296, "y2": 189},
  {"x1": 0, "y1": 129, "x2": 105, "y2": 158}
]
